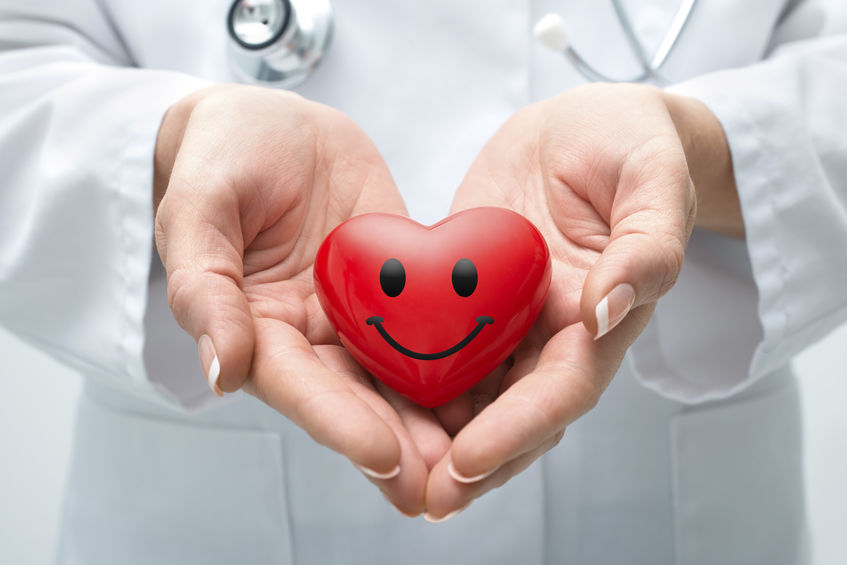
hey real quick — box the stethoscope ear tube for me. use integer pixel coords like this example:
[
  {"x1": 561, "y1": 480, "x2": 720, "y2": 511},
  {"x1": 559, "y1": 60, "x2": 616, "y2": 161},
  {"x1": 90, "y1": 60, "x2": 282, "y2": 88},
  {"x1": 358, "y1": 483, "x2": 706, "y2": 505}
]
[
  {"x1": 534, "y1": 0, "x2": 697, "y2": 85},
  {"x1": 227, "y1": 0, "x2": 334, "y2": 89}
]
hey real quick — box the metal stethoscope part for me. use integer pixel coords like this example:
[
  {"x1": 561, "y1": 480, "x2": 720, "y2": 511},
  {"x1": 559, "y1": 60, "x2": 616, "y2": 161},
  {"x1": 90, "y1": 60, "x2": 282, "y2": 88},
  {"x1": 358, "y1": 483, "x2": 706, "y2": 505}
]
[
  {"x1": 226, "y1": 0, "x2": 695, "y2": 88},
  {"x1": 534, "y1": 0, "x2": 697, "y2": 85},
  {"x1": 227, "y1": 0, "x2": 334, "y2": 88}
]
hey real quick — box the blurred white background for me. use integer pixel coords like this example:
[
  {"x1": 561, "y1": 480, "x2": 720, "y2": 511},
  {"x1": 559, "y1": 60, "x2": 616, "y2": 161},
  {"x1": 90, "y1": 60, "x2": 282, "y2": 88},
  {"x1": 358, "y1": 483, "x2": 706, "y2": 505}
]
[{"x1": 1, "y1": 324, "x2": 845, "y2": 564}]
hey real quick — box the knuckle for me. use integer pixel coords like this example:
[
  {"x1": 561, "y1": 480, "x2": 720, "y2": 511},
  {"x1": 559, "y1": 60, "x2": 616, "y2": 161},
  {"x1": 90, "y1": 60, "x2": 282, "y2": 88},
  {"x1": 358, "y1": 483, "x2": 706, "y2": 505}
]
[
  {"x1": 553, "y1": 363, "x2": 604, "y2": 418},
  {"x1": 573, "y1": 374, "x2": 603, "y2": 415},
  {"x1": 686, "y1": 182, "x2": 699, "y2": 233},
  {"x1": 620, "y1": 138, "x2": 690, "y2": 205},
  {"x1": 626, "y1": 133, "x2": 685, "y2": 173},
  {"x1": 550, "y1": 429, "x2": 566, "y2": 449},
  {"x1": 166, "y1": 266, "x2": 193, "y2": 322},
  {"x1": 615, "y1": 224, "x2": 687, "y2": 301},
  {"x1": 505, "y1": 392, "x2": 560, "y2": 439},
  {"x1": 655, "y1": 231, "x2": 686, "y2": 296},
  {"x1": 166, "y1": 268, "x2": 244, "y2": 329},
  {"x1": 153, "y1": 215, "x2": 168, "y2": 264}
]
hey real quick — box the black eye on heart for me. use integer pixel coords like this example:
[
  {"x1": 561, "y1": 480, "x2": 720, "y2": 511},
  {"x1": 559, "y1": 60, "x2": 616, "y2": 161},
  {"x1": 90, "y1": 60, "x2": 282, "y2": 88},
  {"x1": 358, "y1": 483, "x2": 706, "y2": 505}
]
[
  {"x1": 451, "y1": 258, "x2": 478, "y2": 297},
  {"x1": 379, "y1": 258, "x2": 478, "y2": 298},
  {"x1": 379, "y1": 258, "x2": 406, "y2": 297}
]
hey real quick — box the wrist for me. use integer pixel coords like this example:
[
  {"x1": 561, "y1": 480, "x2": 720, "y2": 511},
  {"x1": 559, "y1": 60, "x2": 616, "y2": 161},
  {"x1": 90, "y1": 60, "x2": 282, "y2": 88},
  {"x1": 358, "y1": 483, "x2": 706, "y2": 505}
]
[{"x1": 662, "y1": 91, "x2": 744, "y2": 238}]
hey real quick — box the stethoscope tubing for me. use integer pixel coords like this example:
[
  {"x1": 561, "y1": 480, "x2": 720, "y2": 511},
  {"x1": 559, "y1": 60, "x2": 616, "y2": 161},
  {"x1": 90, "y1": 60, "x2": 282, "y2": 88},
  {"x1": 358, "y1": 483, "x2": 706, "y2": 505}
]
[
  {"x1": 564, "y1": 0, "x2": 697, "y2": 85},
  {"x1": 229, "y1": 0, "x2": 698, "y2": 88}
]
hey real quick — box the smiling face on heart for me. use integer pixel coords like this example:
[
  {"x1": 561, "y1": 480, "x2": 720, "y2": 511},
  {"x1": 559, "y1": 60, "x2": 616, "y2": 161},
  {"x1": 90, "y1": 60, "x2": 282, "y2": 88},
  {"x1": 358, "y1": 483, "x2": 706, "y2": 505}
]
[{"x1": 313, "y1": 207, "x2": 551, "y2": 407}]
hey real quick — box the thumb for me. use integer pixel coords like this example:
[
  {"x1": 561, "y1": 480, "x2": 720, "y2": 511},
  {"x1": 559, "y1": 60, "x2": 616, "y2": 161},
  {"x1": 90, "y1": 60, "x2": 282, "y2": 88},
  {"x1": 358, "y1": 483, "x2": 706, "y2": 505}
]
[
  {"x1": 580, "y1": 173, "x2": 696, "y2": 339},
  {"x1": 155, "y1": 187, "x2": 255, "y2": 396}
]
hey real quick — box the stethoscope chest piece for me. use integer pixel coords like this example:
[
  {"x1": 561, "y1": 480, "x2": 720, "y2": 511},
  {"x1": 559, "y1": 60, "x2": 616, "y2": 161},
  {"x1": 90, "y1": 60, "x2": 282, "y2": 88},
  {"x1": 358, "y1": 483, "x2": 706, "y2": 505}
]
[{"x1": 227, "y1": 0, "x2": 333, "y2": 88}]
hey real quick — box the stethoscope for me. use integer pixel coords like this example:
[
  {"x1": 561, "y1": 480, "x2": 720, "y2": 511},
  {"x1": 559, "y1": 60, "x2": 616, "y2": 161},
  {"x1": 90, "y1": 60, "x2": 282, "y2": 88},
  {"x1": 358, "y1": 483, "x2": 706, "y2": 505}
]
[
  {"x1": 227, "y1": 0, "x2": 334, "y2": 88},
  {"x1": 226, "y1": 0, "x2": 696, "y2": 88},
  {"x1": 533, "y1": 0, "x2": 697, "y2": 85}
]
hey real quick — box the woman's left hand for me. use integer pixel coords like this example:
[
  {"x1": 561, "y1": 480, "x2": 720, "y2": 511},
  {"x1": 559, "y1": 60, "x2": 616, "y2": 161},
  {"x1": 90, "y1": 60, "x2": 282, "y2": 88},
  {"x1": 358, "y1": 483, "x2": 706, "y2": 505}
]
[{"x1": 422, "y1": 83, "x2": 739, "y2": 520}]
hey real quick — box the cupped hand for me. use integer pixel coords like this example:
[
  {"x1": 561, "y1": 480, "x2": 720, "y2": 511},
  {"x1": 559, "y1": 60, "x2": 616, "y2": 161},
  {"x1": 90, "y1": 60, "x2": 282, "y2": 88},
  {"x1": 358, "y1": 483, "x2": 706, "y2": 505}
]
[
  {"x1": 153, "y1": 85, "x2": 451, "y2": 515},
  {"x1": 423, "y1": 83, "x2": 739, "y2": 519}
]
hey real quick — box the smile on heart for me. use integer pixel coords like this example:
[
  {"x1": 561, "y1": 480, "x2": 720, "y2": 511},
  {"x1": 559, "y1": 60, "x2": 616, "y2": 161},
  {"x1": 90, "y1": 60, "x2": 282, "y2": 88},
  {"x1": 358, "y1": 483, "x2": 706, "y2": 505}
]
[{"x1": 314, "y1": 206, "x2": 551, "y2": 408}]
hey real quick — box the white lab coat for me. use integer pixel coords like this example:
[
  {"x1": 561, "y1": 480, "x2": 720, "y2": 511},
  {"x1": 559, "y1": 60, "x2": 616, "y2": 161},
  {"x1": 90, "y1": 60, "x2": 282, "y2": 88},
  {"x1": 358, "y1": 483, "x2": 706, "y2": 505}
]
[{"x1": 1, "y1": 0, "x2": 846, "y2": 563}]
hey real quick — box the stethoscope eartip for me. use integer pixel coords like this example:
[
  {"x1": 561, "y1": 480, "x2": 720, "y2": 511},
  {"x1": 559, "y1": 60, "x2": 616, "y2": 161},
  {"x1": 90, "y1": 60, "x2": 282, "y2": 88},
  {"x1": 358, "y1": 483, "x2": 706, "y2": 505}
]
[{"x1": 533, "y1": 13, "x2": 570, "y2": 52}]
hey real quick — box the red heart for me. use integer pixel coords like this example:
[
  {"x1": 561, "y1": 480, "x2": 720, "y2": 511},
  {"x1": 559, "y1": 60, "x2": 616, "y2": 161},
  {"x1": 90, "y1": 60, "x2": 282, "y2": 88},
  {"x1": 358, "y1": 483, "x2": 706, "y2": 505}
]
[{"x1": 313, "y1": 207, "x2": 551, "y2": 407}]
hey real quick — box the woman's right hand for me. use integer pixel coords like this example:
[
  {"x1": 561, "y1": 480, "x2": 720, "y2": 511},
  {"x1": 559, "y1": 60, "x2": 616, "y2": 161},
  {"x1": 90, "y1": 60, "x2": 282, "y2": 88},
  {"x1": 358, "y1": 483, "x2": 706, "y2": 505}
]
[{"x1": 154, "y1": 85, "x2": 449, "y2": 515}]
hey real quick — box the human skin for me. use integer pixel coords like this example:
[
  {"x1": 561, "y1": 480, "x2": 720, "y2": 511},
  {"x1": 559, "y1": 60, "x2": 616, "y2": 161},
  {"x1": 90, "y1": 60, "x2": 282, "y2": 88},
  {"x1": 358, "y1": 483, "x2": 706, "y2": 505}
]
[
  {"x1": 423, "y1": 83, "x2": 740, "y2": 519},
  {"x1": 154, "y1": 82, "x2": 739, "y2": 519},
  {"x1": 154, "y1": 85, "x2": 445, "y2": 515}
]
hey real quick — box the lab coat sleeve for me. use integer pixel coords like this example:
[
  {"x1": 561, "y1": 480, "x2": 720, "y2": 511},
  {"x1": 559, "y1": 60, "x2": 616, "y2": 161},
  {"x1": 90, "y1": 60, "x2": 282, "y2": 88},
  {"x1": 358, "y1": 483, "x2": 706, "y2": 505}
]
[
  {"x1": 628, "y1": 3, "x2": 847, "y2": 403},
  {"x1": 0, "y1": 5, "x2": 210, "y2": 400}
]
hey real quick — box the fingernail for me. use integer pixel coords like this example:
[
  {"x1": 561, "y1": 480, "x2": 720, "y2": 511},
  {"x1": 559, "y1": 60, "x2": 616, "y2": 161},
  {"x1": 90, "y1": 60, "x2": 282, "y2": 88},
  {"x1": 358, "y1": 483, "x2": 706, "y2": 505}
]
[
  {"x1": 594, "y1": 283, "x2": 636, "y2": 340},
  {"x1": 447, "y1": 462, "x2": 497, "y2": 484},
  {"x1": 424, "y1": 503, "x2": 470, "y2": 524},
  {"x1": 198, "y1": 334, "x2": 223, "y2": 397},
  {"x1": 356, "y1": 463, "x2": 401, "y2": 480}
]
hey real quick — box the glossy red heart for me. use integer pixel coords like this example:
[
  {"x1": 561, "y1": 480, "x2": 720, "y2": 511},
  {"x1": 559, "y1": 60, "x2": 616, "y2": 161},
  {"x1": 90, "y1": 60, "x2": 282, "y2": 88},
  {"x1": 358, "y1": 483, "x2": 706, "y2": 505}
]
[{"x1": 313, "y1": 207, "x2": 551, "y2": 407}]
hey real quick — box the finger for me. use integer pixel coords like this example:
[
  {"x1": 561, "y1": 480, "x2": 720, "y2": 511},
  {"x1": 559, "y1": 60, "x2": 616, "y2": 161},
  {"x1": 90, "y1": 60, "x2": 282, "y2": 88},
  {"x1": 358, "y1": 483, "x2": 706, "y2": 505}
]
[
  {"x1": 314, "y1": 347, "x2": 430, "y2": 516},
  {"x1": 446, "y1": 319, "x2": 635, "y2": 482},
  {"x1": 155, "y1": 184, "x2": 254, "y2": 395},
  {"x1": 432, "y1": 360, "x2": 512, "y2": 436},
  {"x1": 246, "y1": 318, "x2": 403, "y2": 479},
  {"x1": 496, "y1": 337, "x2": 542, "y2": 395},
  {"x1": 432, "y1": 393, "x2": 473, "y2": 437},
  {"x1": 375, "y1": 381, "x2": 452, "y2": 471},
  {"x1": 304, "y1": 291, "x2": 344, "y2": 346},
  {"x1": 424, "y1": 430, "x2": 565, "y2": 520},
  {"x1": 580, "y1": 140, "x2": 696, "y2": 338}
]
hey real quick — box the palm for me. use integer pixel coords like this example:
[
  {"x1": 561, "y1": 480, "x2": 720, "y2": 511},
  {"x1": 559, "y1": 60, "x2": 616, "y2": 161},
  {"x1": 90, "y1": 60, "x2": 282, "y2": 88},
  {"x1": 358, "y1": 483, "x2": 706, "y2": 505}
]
[
  {"x1": 243, "y1": 126, "x2": 456, "y2": 513},
  {"x1": 441, "y1": 114, "x2": 611, "y2": 430},
  {"x1": 424, "y1": 87, "x2": 694, "y2": 519},
  {"x1": 240, "y1": 139, "x2": 398, "y2": 359},
  {"x1": 158, "y1": 88, "x2": 450, "y2": 515}
]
